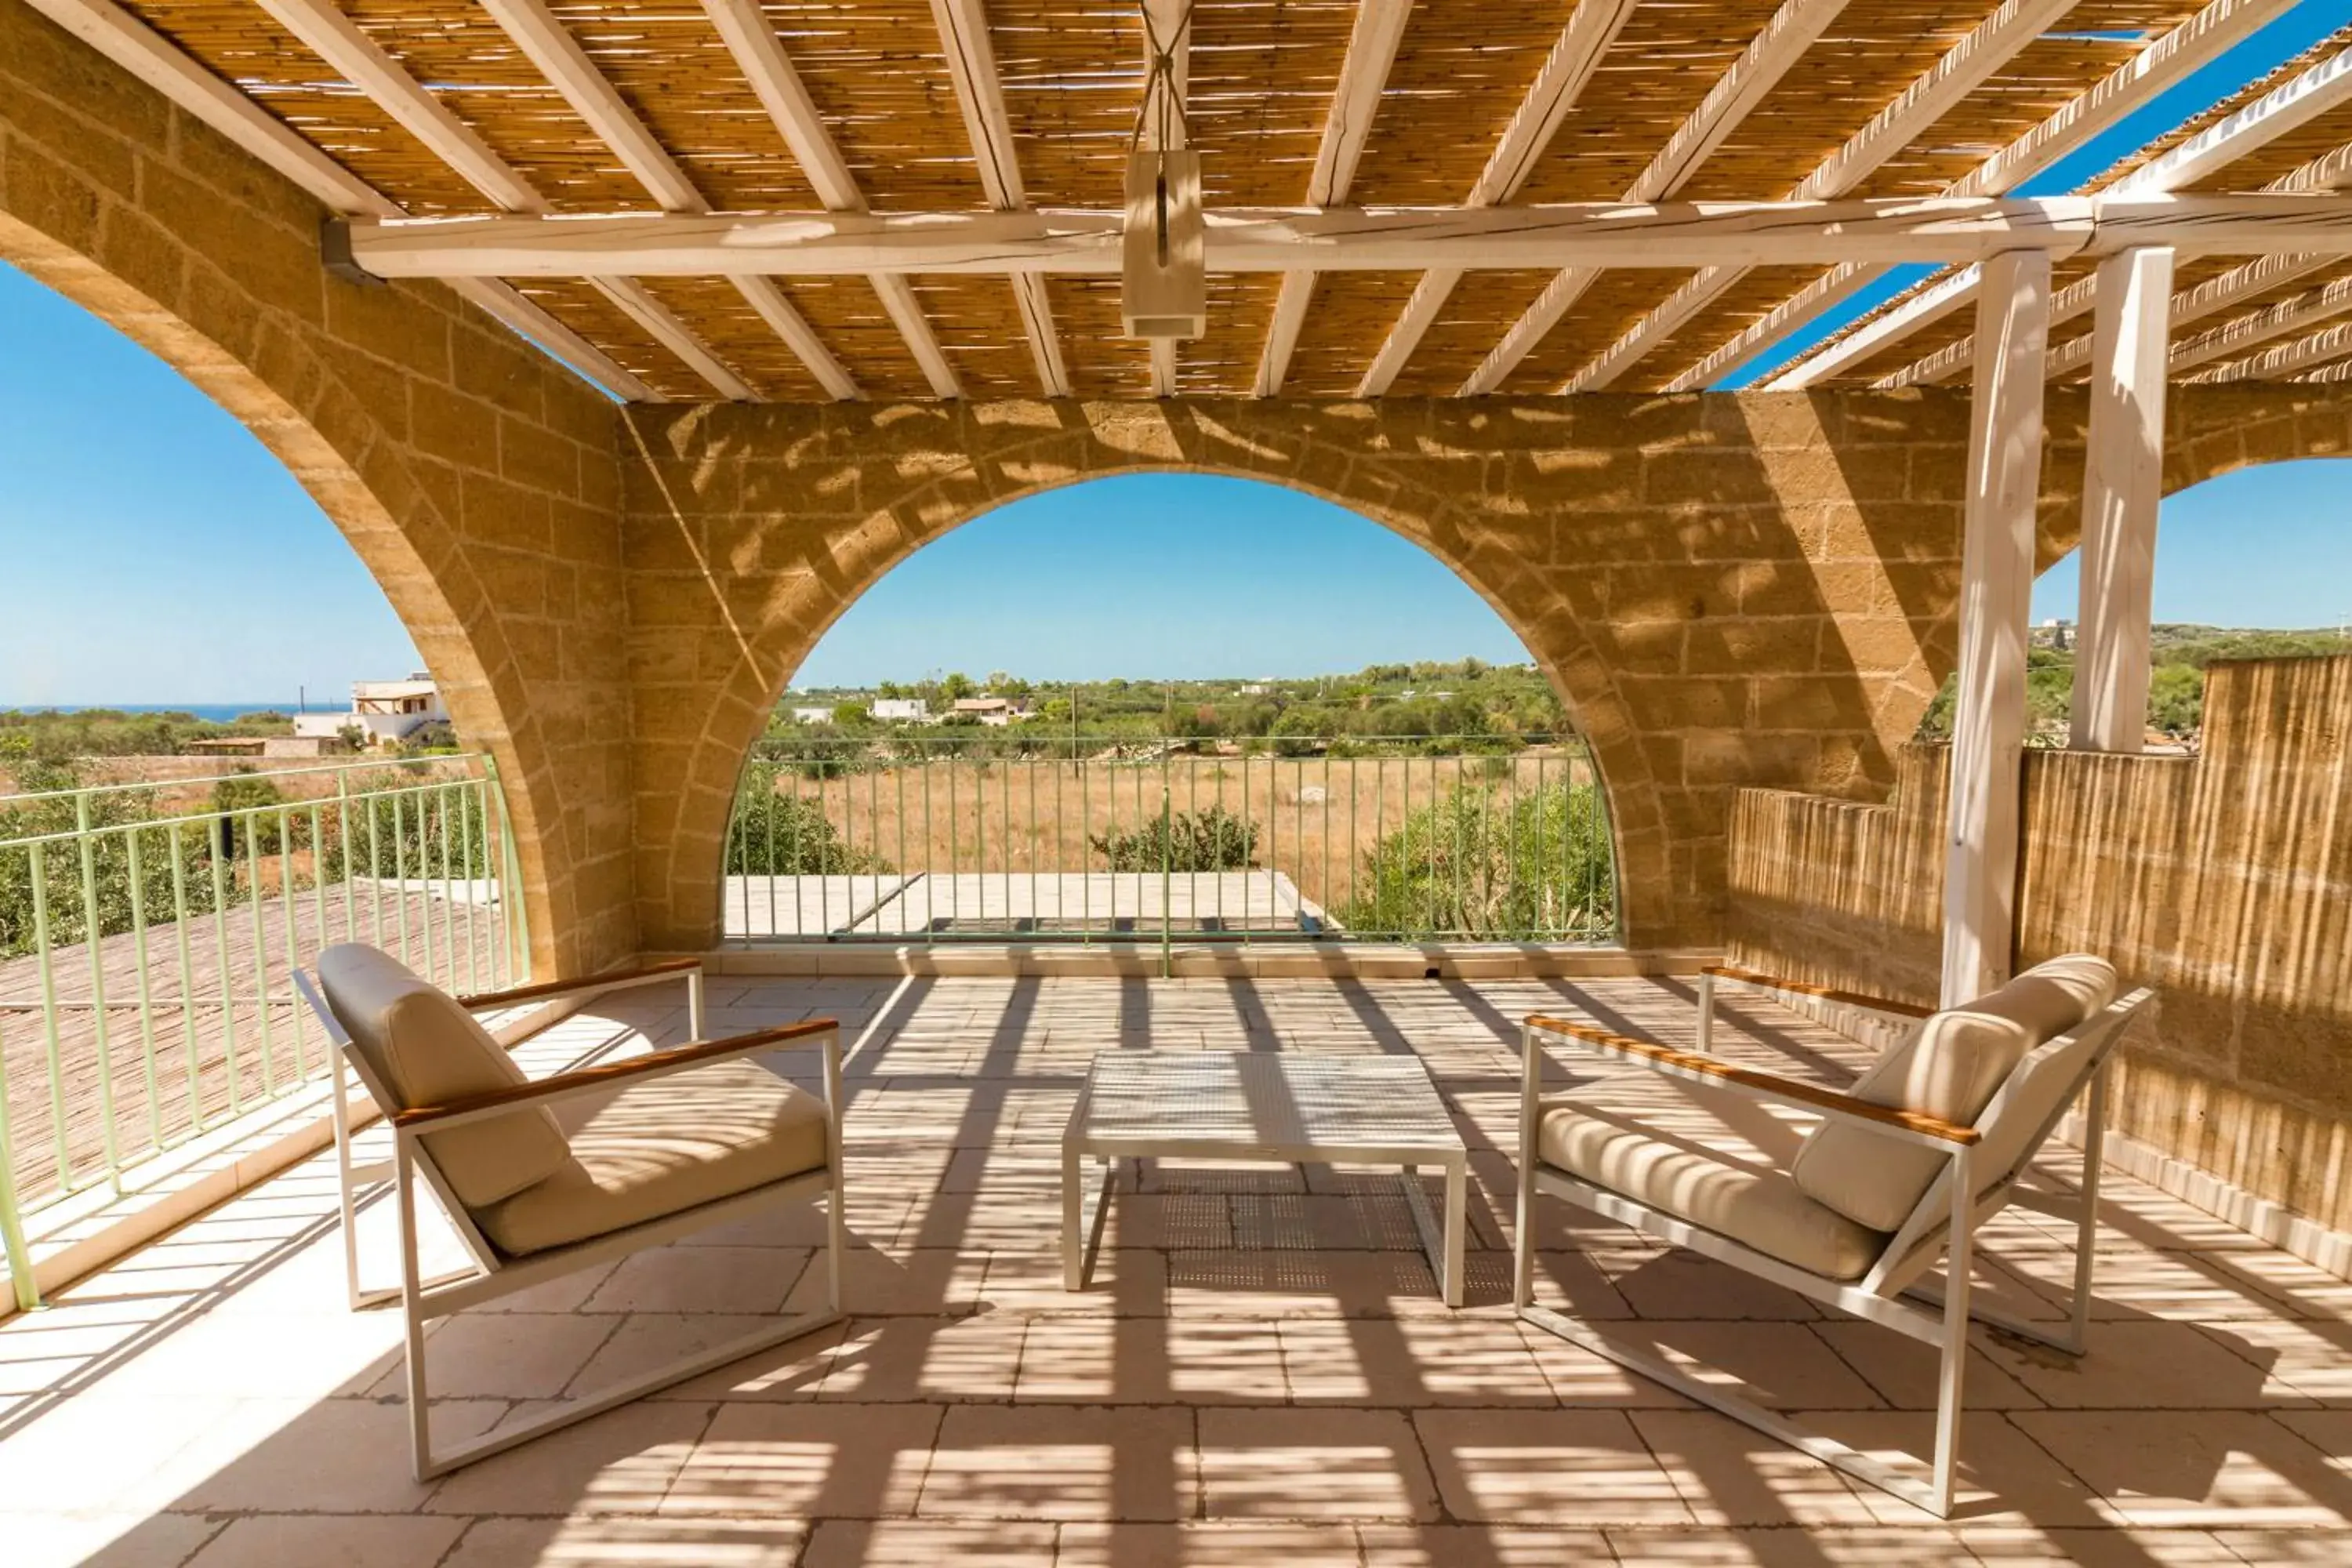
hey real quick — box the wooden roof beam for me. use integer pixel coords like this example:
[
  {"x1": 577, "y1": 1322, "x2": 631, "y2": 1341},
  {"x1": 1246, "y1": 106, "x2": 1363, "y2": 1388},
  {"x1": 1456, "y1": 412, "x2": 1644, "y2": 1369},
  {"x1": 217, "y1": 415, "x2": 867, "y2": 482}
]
[
  {"x1": 480, "y1": 0, "x2": 855, "y2": 399},
  {"x1": 701, "y1": 0, "x2": 958, "y2": 397},
  {"x1": 1756, "y1": 0, "x2": 2299, "y2": 390},
  {"x1": 1466, "y1": 0, "x2": 1850, "y2": 396},
  {"x1": 1255, "y1": 0, "x2": 1412, "y2": 397},
  {"x1": 20, "y1": 0, "x2": 655, "y2": 401},
  {"x1": 343, "y1": 192, "x2": 2352, "y2": 279},
  {"x1": 254, "y1": 0, "x2": 757, "y2": 397},
  {"x1": 929, "y1": 0, "x2": 1067, "y2": 397},
  {"x1": 1544, "y1": 0, "x2": 2073, "y2": 397},
  {"x1": 1871, "y1": 45, "x2": 2352, "y2": 388},
  {"x1": 1353, "y1": 0, "x2": 1636, "y2": 397},
  {"x1": 2111, "y1": 42, "x2": 2352, "y2": 194}
]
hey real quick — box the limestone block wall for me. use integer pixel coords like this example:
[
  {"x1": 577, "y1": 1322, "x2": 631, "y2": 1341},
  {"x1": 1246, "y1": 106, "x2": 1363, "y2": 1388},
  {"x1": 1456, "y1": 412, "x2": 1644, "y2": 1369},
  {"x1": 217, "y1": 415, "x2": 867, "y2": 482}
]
[
  {"x1": 1725, "y1": 656, "x2": 2352, "y2": 1235},
  {"x1": 619, "y1": 396, "x2": 2004, "y2": 953},
  {"x1": 0, "y1": 0, "x2": 638, "y2": 975}
]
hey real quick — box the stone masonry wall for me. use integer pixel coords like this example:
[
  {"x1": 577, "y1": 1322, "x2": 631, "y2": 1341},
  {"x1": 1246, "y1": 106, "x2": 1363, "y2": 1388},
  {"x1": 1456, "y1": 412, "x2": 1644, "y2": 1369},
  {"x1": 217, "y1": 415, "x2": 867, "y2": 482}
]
[
  {"x1": 0, "y1": 0, "x2": 638, "y2": 976},
  {"x1": 619, "y1": 396, "x2": 1989, "y2": 953},
  {"x1": 1726, "y1": 656, "x2": 2352, "y2": 1235}
]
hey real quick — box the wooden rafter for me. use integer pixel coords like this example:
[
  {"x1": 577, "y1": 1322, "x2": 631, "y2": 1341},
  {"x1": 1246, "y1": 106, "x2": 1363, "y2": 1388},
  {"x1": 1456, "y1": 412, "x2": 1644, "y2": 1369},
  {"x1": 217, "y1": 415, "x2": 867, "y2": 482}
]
[
  {"x1": 248, "y1": 0, "x2": 762, "y2": 400},
  {"x1": 1255, "y1": 0, "x2": 1412, "y2": 398},
  {"x1": 20, "y1": 0, "x2": 655, "y2": 401},
  {"x1": 1763, "y1": 0, "x2": 2307, "y2": 390},
  {"x1": 1353, "y1": 0, "x2": 1636, "y2": 397},
  {"x1": 478, "y1": 0, "x2": 855, "y2": 400},
  {"x1": 2171, "y1": 275, "x2": 2352, "y2": 373},
  {"x1": 1539, "y1": 0, "x2": 2074, "y2": 397},
  {"x1": 929, "y1": 0, "x2": 1067, "y2": 398},
  {"x1": 699, "y1": 0, "x2": 959, "y2": 398},
  {"x1": 2193, "y1": 315, "x2": 2352, "y2": 379},
  {"x1": 1468, "y1": 0, "x2": 1853, "y2": 397}
]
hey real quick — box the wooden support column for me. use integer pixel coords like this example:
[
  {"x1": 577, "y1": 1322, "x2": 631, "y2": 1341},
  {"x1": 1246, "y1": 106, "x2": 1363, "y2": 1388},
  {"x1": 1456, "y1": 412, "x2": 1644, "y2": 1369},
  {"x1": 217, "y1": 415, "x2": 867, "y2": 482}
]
[
  {"x1": 1943, "y1": 249, "x2": 2050, "y2": 1006},
  {"x1": 2072, "y1": 245, "x2": 2173, "y2": 753}
]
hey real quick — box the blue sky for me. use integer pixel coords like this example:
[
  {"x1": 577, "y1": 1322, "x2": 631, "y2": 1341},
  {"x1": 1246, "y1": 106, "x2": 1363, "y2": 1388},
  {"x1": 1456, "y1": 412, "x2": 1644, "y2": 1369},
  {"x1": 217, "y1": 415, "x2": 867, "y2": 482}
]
[{"x1": 6, "y1": 5, "x2": 2352, "y2": 702}]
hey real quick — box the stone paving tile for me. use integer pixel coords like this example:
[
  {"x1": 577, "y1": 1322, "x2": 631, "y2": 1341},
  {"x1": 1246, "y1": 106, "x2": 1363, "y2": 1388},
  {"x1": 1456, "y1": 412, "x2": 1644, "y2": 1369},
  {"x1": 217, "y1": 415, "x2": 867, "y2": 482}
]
[
  {"x1": 180, "y1": 1513, "x2": 465, "y2": 1567},
  {"x1": 1197, "y1": 1406, "x2": 1439, "y2": 1521},
  {"x1": 7, "y1": 973, "x2": 2352, "y2": 1568},
  {"x1": 922, "y1": 1404, "x2": 1196, "y2": 1522},
  {"x1": 1411, "y1": 1406, "x2": 1694, "y2": 1525}
]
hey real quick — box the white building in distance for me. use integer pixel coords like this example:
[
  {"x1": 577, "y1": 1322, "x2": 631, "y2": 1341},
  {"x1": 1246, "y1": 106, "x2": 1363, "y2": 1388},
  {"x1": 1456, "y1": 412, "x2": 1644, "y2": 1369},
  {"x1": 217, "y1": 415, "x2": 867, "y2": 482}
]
[{"x1": 294, "y1": 674, "x2": 448, "y2": 749}]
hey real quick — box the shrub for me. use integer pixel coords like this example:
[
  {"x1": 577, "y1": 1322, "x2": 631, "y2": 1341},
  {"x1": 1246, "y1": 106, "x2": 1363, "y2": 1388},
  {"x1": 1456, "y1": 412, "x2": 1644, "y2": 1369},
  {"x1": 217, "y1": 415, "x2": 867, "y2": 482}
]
[
  {"x1": 1091, "y1": 804, "x2": 1257, "y2": 871},
  {"x1": 1337, "y1": 781, "x2": 1615, "y2": 941},
  {"x1": 728, "y1": 768, "x2": 891, "y2": 874}
]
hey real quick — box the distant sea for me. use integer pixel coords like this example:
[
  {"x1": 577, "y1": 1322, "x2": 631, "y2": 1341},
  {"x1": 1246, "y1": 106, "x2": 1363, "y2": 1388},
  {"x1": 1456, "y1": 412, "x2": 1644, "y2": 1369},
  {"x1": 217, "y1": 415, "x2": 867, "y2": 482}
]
[{"x1": 10, "y1": 702, "x2": 309, "y2": 723}]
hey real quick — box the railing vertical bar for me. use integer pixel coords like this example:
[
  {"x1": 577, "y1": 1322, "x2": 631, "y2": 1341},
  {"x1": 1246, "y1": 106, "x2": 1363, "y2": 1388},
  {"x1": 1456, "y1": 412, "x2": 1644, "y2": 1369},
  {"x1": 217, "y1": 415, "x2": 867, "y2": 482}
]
[
  {"x1": 247, "y1": 811, "x2": 276, "y2": 1098},
  {"x1": 895, "y1": 750, "x2": 908, "y2": 937},
  {"x1": 126, "y1": 827, "x2": 162, "y2": 1155},
  {"x1": 760, "y1": 764, "x2": 775, "y2": 938},
  {"x1": 278, "y1": 806, "x2": 307, "y2": 1079},
  {"x1": 461, "y1": 783, "x2": 481, "y2": 992},
  {"x1": 437, "y1": 784, "x2": 457, "y2": 989},
  {"x1": 209, "y1": 816, "x2": 241, "y2": 1118},
  {"x1": 1029, "y1": 747, "x2": 1040, "y2": 934},
  {"x1": 30, "y1": 844, "x2": 73, "y2": 1192},
  {"x1": 392, "y1": 793, "x2": 412, "y2": 968},
  {"x1": 1371, "y1": 752, "x2": 1383, "y2": 938},
  {"x1": 73, "y1": 794, "x2": 122, "y2": 1190},
  {"x1": 169, "y1": 828, "x2": 201, "y2": 1134},
  {"x1": 337, "y1": 773, "x2": 357, "y2": 945},
  {"x1": 310, "y1": 800, "x2": 331, "y2": 974},
  {"x1": 367, "y1": 785, "x2": 384, "y2": 951},
  {"x1": 0, "y1": 1008, "x2": 39, "y2": 1311}
]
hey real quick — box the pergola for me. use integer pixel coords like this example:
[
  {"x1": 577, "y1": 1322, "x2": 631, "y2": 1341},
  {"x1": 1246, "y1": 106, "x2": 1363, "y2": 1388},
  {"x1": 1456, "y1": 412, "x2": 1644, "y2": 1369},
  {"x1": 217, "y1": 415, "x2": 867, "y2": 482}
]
[{"x1": 44, "y1": 1, "x2": 2339, "y2": 989}]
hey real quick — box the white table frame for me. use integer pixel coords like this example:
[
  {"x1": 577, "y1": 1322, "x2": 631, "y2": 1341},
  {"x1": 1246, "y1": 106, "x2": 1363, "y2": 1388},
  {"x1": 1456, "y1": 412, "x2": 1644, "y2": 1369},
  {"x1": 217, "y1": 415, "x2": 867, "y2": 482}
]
[{"x1": 1060, "y1": 1051, "x2": 1469, "y2": 1307}]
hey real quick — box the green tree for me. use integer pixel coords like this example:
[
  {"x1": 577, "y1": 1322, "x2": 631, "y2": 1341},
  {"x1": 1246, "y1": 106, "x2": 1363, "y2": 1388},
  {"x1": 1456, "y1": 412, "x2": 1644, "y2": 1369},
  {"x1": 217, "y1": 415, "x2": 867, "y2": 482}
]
[
  {"x1": 1338, "y1": 781, "x2": 1615, "y2": 941},
  {"x1": 940, "y1": 672, "x2": 975, "y2": 702},
  {"x1": 1269, "y1": 706, "x2": 1323, "y2": 757}
]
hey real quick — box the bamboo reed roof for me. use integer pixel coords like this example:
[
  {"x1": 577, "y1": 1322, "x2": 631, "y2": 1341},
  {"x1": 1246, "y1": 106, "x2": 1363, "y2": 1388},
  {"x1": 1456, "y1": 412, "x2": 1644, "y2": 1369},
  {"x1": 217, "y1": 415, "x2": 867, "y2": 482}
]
[
  {"x1": 96, "y1": 0, "x2": 2352, "y2": 401},
  {"x1": 1788, "y1": 19, "x2": 2352, "y2": 390}
]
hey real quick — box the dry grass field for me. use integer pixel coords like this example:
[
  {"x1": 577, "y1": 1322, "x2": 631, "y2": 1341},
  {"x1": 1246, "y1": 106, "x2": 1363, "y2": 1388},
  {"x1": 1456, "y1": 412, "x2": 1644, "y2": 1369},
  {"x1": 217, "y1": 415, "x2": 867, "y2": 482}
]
[{"x1": 750, "y1": 749, "x2": 1601, "y2": 916}]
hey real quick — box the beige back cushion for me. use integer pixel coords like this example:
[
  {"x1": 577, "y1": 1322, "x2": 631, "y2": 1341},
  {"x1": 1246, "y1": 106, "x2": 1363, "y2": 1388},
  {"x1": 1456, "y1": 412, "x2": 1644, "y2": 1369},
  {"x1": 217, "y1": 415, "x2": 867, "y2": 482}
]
[
  {"x1": 315, "y1": 944, "x2": 572, "y2": 1208},
  {"x1": 1791, "y1": 954, "x2": 2118, "y2": 1232}
]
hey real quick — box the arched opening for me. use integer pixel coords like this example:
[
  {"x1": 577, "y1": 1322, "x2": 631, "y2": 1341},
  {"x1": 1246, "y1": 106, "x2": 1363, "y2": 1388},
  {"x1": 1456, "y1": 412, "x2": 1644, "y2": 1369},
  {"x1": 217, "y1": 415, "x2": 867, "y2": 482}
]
[
  {"x1": 714, "y1": 474, "x2": 1624, "y2": 949},
  {"x1": 1913, "y1": 457, "x2": 2352, "y2": 748}
]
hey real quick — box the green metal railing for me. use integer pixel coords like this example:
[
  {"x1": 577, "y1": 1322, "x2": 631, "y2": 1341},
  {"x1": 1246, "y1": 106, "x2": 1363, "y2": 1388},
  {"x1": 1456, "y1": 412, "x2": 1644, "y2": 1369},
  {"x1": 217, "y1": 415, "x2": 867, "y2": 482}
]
[
  {"x1": 721, "y1": 734, "x2": 1619, "y2": 949},
  {"x1": 0, "y1": 755, "x2": 526, "y2": 1309}
]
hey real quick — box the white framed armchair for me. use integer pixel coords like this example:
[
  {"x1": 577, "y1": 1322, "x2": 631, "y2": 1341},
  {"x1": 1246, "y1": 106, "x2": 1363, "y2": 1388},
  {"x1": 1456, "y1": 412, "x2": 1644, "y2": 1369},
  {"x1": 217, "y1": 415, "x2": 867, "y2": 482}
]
[
  {"x1": 1513, "y1": 954, "x2": 2153, "y2": 1518},
  {"x1": 296, "y1": 943, "x2": 846, "y2": 1481}
]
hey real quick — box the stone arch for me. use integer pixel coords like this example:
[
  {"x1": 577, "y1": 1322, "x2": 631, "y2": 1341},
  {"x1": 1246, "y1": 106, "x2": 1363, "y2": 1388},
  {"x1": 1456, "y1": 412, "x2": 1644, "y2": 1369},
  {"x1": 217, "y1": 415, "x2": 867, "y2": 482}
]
[
  {"x1": 2, "y1": 2, "x2": 635, "y2": 974},
  {"x1": 625, "y1": 397, "x2": 1835, "y2": 952},
  {"x1": 696, "y1": 431, "x2": 1647, "y2": 949}
]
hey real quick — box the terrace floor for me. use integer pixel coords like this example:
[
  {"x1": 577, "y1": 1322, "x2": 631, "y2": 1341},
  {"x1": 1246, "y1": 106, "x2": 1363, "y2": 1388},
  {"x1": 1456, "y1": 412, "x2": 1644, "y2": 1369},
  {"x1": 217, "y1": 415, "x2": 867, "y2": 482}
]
[{"x1": 4, "y1": 971, "x2": 2350, "y2": 1566}]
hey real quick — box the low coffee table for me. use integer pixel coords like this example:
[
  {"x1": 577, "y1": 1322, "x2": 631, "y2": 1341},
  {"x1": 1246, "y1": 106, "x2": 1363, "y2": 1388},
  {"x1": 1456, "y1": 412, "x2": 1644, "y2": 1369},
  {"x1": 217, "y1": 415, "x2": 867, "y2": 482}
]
[{"x1": 1062, "y1": 1050, "x2": 1469, "y2": 1305}]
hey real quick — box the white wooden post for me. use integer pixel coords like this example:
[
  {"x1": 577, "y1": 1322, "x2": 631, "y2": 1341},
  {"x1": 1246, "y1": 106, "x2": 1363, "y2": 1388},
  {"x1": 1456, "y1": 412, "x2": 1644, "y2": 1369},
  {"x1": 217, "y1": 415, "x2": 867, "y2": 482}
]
[
  {"x1": 2072, "y1": 245, "x2": 2172, "y2": 753},
  {"x1": 1943, "y1": 249, "x2": 2049, "y2": 1007}
]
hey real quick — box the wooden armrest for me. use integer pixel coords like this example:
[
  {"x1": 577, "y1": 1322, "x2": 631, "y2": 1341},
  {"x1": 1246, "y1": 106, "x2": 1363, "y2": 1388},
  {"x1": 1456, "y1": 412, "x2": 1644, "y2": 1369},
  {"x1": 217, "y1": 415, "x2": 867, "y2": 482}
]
[
  {"x1": 458, "y1": 956, "x2": 702, "y2": 1011},
  {"x1": 1701, "y1": 965, "x2": 1936, "y2": 1021},
  {"x1": 1523, "y1": 1013, "x2": 1978, "y2": 1147},
  {"x1": 394, "y1": 1017, "x2": 837, "y2": 1130}
]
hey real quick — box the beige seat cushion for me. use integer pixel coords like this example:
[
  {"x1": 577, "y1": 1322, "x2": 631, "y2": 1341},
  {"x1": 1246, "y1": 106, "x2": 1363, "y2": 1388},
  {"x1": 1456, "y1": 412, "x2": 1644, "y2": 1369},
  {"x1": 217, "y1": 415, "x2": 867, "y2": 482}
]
[
  {"x1": 315, "y1": 943, "x2": 570, "y2": 1208},
  {"x1": 474, "y1": 1058, "x2": 830, "y2": 1257},
  {"x1": 1536, "y1": 1070, "x2": 1887, "y2": 1281},
  {"x1": 1791, "y1": 954, "x2": 2118, "y2": 1232}
]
